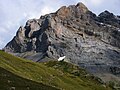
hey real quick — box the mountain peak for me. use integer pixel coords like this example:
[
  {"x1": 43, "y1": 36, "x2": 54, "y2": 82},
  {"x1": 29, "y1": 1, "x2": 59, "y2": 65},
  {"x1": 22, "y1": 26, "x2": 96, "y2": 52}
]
[
  {"x1": 98, "y1": 10, "x2": 114, "y2": 17},
  {"x1": 56, "y1": 2, "x2": 89, "y2": 18},
  {"x1": 76, "y1": 2, "x2": 88, "y2": 13}
]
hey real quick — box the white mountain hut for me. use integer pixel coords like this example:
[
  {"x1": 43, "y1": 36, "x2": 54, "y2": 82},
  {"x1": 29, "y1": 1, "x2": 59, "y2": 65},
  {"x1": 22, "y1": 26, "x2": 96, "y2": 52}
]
[{"x1": 58, "y1": 56, "x2": 66, "y2": 61}]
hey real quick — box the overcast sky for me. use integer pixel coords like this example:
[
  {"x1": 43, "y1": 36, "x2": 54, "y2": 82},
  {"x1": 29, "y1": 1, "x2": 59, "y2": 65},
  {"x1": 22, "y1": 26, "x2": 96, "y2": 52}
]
[{"x1": 0, "y1": 0, "x2": 120, "y2": 49}]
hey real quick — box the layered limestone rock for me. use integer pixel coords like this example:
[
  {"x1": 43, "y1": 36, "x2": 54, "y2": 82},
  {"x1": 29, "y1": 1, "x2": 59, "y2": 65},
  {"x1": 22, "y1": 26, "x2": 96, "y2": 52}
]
[{"x1": 4, "y1": 2, "x2": 120, "y2": 81}]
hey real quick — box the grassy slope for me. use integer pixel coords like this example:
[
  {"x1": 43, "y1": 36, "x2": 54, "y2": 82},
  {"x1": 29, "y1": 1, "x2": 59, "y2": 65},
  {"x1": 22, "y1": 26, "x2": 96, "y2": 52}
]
[
  {"x1": 0, "y1": 50, "x2": 111, "y2": 90},
  {"x1": 0, "y1": 67, "x2": 58, "y2": 90}
]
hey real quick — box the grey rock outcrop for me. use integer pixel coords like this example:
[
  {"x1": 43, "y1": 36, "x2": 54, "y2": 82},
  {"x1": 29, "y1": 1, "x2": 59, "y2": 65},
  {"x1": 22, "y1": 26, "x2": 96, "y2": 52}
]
[{"x1": 4, "y1": 2, "x2": 120, "y2": 81}]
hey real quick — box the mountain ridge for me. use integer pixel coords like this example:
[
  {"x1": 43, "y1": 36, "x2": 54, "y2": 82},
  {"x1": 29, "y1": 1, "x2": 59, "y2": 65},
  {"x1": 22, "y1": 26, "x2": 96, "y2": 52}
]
[{"x1": 4, "y1": 2, "x2": 120, "y2": 82}]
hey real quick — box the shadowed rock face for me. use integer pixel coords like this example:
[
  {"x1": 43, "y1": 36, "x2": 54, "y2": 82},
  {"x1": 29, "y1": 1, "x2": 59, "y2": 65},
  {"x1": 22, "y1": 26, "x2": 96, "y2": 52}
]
[{"x1": 4, "y1": 2, "x2": 120, "y2": 80}]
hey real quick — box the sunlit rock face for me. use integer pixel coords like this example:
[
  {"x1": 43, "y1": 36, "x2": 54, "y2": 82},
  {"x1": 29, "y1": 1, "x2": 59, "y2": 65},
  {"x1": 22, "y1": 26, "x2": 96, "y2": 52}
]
[{"x1": 4, "y1": 2, "x2": 120, "y2": 81}]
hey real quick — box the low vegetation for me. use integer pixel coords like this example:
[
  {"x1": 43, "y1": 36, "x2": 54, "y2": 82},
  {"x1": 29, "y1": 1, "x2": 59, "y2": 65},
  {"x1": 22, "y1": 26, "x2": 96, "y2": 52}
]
[
  {"x1": 0, "y1": 67, "x2": 58, "y2": 90},
  {"x1": 0, "y1": 50, "x2": 112, "y2": 90}
]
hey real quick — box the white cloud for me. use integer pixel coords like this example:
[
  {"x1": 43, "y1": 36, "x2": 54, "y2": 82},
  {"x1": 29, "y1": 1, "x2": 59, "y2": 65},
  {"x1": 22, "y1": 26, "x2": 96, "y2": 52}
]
[
  {"x1": 80, "y1": 0, "x2": 103, "y2": 6},
  {"x1": 0, "y1": 37, "x2": 6, "y2": 48},
  {"x1": 41, "y1": 7, "x2": 54, "y2": 15},
  {"x1": 88, "y1": 0, "x2": 103, "y2": 6}
]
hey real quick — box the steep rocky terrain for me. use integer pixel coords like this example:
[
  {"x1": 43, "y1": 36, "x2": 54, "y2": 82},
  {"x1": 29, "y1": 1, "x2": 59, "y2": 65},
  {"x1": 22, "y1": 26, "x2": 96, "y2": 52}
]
[{"x1": 4, "y1": 2, "x2": 120, "y2": 82}]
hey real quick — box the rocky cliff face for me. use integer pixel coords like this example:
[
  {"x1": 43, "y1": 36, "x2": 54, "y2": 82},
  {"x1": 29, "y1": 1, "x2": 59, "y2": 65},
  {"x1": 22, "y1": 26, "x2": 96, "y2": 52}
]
[{"x1": 4, "y1": 2, "x2": 120, "y2": 81}]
